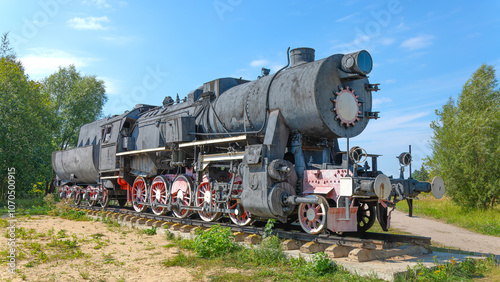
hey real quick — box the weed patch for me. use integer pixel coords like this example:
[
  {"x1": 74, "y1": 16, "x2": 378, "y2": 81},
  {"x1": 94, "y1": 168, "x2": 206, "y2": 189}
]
[
  {"x1": 396, "y1": 256, "x2": 498, "y2": 281},
  {"x1": 194, "y1": 225, "x2": 240, "y2": 258},
  {"x1": 60, "y1": 210, "x2": 89, "y2": 221},
  {"x1": 163, "y1": 252, "x2": 199, "y2": 268},
  {"x1": 140, "y1": 226, "x2": 157, "y2": 236}
]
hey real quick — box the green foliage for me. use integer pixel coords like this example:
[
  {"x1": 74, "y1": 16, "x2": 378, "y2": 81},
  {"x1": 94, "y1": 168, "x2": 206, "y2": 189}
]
[
  {"x1": 249, "y1": 235, "x2": 286, "y2": 266},
  {"x1": 0, "y1": 55, "x2": 55, "y2": 198},
  {"x1": 163, "y1": 252, "x2": 197, "y2": 268},
  {"x1": 159, "y1": 224, "x2": 497, "y2": 281},
  {"x1": 193, "y1": 224, "x2": 240, "y2": 258},
  {"x1": 42, "y1": 65, "x2": 107, "y2": 150},
  {"x1": 396, "y1": 256, "x2": 497, "y2": 281},
  {"x1": 1, "y1": 32, "x2": 14, "y2": 59},
  {"x1": 0, "y1": 32, "x2": 108, "y2": 197},
  {"x1": 0, "y1": 193, "x2": 57, "y2": 216},
  {"x1": 427, "y1": 64, "x2": 500, "y2": 209},
  {"x1": 43, "y1": 193, "x2": 56, "y2": 207},
  {"x1": 141, "y1": 226, "x2": 157, "y2": 236},
  {"x1": 165, "y1": 229, "x2": 174, "y2": 240},
  {"x1": 60, "y1": 210, "x2": 88, "y2": 221},
  {"x1": 412, "y1": 164, "x2": 430, "y2": 182},
  {"x1": 262, "y1": 218, "x2": 275, "y2": 239},
  {"x1": 298, "y1": 252, "x2": 339, "y2": 277}
]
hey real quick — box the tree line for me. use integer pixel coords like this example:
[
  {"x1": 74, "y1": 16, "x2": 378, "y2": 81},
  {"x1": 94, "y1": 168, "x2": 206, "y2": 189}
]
[
  {"x1": 0, "y1": 32, "x2": 107, "y2": 198},
  {"x1": 415, "y1": 64, "x2": 499, "y2": 210}
]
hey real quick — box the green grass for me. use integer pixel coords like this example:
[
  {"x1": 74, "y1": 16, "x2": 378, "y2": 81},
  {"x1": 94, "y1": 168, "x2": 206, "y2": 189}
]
[
  {"x1": 140, "y1": 226, "x2": 157, "y2": 236},
  {"x1": 161, "y1": 224, "x2": 499, "y2": 281},
  {"x1": 164, "y1": 226, "x2": 378, "y2": 281},
  {"x1": 0, "y1": 196, "x2": 52, "y2": 216},
  {"x1": 395, "y1": 256, "x2": 498, "y2": 281},
  {"x1": 194, "y1": 225, "x2": 240, "y2": 258},
  {"x1": 7, "y1": 230, "x2": 87, "y2": 267},
  {"x1": 60, "y1": 210, "x2": 89, "y2": 221},
  {"x1": 397, "y1": 193, "x2": 500, "y2": 237}
]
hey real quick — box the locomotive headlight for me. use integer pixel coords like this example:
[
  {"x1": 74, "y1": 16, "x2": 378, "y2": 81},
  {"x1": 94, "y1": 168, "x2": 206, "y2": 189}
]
[{"x1": 341, "y1": 50, "x2": 373, "y2": 75}]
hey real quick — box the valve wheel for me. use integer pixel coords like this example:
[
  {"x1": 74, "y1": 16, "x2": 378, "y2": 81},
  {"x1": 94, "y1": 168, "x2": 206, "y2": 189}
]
[
  {"x1": 171, "y1": 175, "x2": 193, "y2": 218},
  {"x1": 150, "y1": 175, "x2": 170, "y2": 216},
  {"x1": 298, "y1": 195, "x2": 329, "y2": 234},
  {"x1": 228, "y1": 182, "x2": 254, "y2": 226},
  {"x1": 196, "y1": 182, "x2": 221, "y2": 222},
  {"x1": 349, "y1": 146, "x2": 368, "y2": 164},
  {"x1": 132, "y1": 177, "x2": 148, "y2": 212}
]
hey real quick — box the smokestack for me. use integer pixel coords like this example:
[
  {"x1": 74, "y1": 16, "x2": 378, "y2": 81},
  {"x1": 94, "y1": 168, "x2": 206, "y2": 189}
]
[{"x1": 290, "y1": 47, "x2": 315, "y2": 67}]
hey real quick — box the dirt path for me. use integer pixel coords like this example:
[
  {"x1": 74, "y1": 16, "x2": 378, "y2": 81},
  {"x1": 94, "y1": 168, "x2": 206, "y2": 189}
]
[{"x1": 390, "y1": 209, "x2": 500, "y2": 257}]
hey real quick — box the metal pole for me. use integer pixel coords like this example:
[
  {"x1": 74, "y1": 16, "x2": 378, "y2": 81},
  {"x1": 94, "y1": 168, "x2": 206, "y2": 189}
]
[
  {"x1": 346, "y1": 138, "x2": 350, "y2": 177},
  {"x1": 409, "y1": 145, "x2": 412, "y2": 179}
]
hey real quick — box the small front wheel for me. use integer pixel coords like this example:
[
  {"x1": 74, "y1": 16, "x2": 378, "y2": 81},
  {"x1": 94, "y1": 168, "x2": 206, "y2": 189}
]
[{"x1": 298, "y1": 195, "x2": 329, "y2": 234}]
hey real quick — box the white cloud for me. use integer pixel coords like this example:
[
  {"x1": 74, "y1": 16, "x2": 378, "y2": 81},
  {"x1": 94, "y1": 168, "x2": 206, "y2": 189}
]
[
  {"x1": 83, "y1": 0, "x2": 112, "y2": 9},
  {"x1": 335, "y1": 12, "x2": 360, "y2": 23},
  {"x1": 98, "y1": 76, "x2": 120, "y2": 95},
  {"x1": 382, "y1": 79, "x2": 396, "y2": 84},
  {"x1": 332, "y1": 35, "x2": 371, "y2": 53},
  {"x1": 364, "y1": 111, "x2": 431, "y2": 135},
  {"x1": 67, "y1": 16, "x2": 110, "y2": 30},
  {"x1": 400, "y1": 35, "x2": 434, "y2": 50},
  {"x1": 380, "y1": 38, "x2": 395, "y2": 46},
  {"x1": 250, "y1": 59, "x2": 269, "y2": 67},
  {"x1": 19, "y1": 49, "x2": 96, "y2": 80},
  {"x1": 372, "y1": 97, "x2": 392, "y2": 108}
]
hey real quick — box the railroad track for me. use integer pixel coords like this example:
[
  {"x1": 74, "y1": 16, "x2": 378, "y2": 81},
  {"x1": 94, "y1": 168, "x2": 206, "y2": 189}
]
[{"x1": 71, "y1": 204, "x2": 431, "y2": 249}]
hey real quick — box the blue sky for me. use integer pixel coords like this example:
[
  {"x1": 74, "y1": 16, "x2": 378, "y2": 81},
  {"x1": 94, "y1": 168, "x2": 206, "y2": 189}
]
[{"x1": 2, "y1": 0, "x2": 499, "y2": 177}]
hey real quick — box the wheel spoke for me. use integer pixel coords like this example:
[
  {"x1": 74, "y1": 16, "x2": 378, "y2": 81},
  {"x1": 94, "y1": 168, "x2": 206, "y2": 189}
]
[
  {"x1": 228, "y1": 184, "x2": 253, "y2": 226},
  {"x1": 299, "y1": 195, "x2": 329, "y2": 234},
  {"x1": 356, "y1": 201, "x2": 376, "y2": 232}
]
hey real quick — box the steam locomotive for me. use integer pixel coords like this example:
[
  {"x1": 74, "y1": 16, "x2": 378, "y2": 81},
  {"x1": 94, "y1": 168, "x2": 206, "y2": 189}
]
[{"x1": 53, "y1": 47, "x2": 445, "y2": 234}]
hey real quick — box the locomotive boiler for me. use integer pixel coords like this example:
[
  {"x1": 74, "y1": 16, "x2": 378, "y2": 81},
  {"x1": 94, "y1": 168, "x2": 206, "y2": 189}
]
[{"x1": 53, "y1": 47, "x2": 445, "y2": 234}]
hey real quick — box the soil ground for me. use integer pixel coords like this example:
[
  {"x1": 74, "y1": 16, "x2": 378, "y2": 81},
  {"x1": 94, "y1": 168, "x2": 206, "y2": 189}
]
[
  {"x1": 0, "y1": 216, "x2": 201, "y2": 281},
  {"x1": 2, "y1": 210, "x2": 499, "y2": 281}
]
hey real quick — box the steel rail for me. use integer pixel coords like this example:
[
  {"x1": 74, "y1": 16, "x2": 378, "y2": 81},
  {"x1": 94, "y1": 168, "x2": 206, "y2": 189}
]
[{"x1": 72, "y1": 205, "x2": 431, "y2": 247}]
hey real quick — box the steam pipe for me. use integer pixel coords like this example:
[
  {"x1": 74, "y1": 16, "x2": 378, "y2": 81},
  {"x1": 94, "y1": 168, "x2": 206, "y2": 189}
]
[{"x1": 284, "y1": 195, "x2": 319, "y2": 205}]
